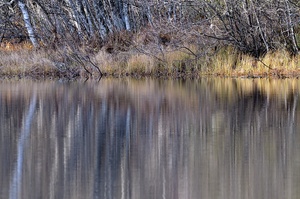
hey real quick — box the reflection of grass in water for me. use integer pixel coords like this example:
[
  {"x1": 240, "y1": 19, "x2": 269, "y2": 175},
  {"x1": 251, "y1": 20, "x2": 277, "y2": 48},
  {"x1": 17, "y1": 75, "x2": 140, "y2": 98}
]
[
  {"x1": 103, "y1": 78, "x2": 300, "y2": 108},
  {"x1": 256, "y1": 79, "x2": 300, "y2": 98},
  {"x1": 1, "y1": 78, "x2": 300, "y2": 120},
  {"x1": 206, "y1": 78, "x2": 255, "y2": 102},
  {"x1": 110, "y1": 78, "x2": 201, "y2": 109},
  {"x1": 210, "y1": 78, "x2": 300, "y2": 103}
]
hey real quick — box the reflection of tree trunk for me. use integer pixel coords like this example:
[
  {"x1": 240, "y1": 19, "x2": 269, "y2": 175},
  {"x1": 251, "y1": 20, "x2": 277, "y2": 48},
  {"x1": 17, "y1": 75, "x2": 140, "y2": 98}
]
[
  {"x1": 18, "y1": 0, "x2": 39, "y2": 48},
  {"x1": 289, "y1": 93, "x2": 298, "y2": 133},
  {"x1": 9, "y1": 91, "x2": 37, "y2": 199},
  {"x1": 120, "y1": 107, "x2": 131, "y2": 199}
]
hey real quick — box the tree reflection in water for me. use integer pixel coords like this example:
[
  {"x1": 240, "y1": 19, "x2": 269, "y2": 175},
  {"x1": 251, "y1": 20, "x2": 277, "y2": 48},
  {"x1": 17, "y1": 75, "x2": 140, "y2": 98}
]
[{"x1": 0, "y1": 78, "x2": 300, "y2": 199}]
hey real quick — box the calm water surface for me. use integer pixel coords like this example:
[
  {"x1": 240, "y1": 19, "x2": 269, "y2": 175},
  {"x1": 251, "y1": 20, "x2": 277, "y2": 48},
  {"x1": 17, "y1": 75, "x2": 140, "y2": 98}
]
[{"x1": 1, "y1": 78, "x2": 300, "y2": 199}]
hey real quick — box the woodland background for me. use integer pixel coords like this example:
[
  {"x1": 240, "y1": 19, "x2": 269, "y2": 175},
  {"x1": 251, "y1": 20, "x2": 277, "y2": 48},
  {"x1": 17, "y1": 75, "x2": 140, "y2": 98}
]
[{"x1": 0, "y1": 0, "x2": 300, "y2": 77}]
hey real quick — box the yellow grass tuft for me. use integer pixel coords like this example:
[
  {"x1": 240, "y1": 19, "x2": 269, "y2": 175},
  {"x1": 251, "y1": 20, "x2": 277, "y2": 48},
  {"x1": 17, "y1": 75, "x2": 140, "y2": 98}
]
[
  {"x1": 165, "y1": 50, "x2": 193, "y2": 66},
  {"x1": 1, "y1": 42, "x2": 300, "y2": 78},
  {"x1": 261, "y1": 50, "x2": 300, "y2": 70},
  {"x1": 205, "y1": 47, "x2": 241, "y2": 76},
  {"x1": 0, "y1": 42, "x2": 33, "y2": 51},
  {"x1": 0, "y1": 47, "x2": 55, "y2": 78},
  {"x1": 126, "y1": 54, "x2": 155, "y2": 74},
  {"x1": 204, "y1": 47, "x2": 300, "y2": 77}
]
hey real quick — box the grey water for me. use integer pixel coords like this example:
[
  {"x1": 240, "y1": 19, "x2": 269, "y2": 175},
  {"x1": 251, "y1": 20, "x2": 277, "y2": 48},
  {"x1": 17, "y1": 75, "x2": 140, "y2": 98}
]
[{"x1": 1, "y1": 78, "x2": 300, "y2": 199}]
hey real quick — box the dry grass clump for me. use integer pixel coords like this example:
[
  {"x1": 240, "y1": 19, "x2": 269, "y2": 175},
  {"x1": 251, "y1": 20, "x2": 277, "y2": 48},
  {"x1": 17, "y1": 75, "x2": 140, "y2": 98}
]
[
  {"x1": 204, "y1": 47, "x2": 242, "y2": 76},
  {"x1": 93, "y1": 43, "x2": 197, "y2": 77},
  {"x1": 0, "y1": 41, "x2": 34, "y2": 51},
  {"x1": 126, "y1": 54, "x2": 155, "y2": 74},
  {"x1": 0, "y1": 48, "x2": 55, "y2": 77},
  {"x1": 204, "y1": 47, "x2": 300, "y2": 78},
  {"x1": 260, "y1": 51, "x2": 300, "y2": 73},
  {"x1": 93, "y1": 51, "x2": 117, "y2": 74},
  {"x1": 165, "y1": 48, "x2": 195, "y2": 66},
  {"x1": 93, "y1": 50, "x2": 160, "y2": 76},
  {"x1": 1, "y1": 39, "x2": 300, "y2": 79}
]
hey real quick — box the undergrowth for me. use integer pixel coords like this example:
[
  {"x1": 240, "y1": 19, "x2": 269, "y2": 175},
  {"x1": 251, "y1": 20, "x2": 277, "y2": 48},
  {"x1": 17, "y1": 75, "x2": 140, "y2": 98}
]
[{"x1": 0, "y1": 41, "x2": 300, "y2": 79}]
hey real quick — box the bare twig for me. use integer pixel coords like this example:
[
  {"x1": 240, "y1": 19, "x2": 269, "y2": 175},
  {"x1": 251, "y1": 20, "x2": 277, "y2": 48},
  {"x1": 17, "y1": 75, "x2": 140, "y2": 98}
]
[{"x1": 256, "y1": 58, "x2": 273, "y2": 70}]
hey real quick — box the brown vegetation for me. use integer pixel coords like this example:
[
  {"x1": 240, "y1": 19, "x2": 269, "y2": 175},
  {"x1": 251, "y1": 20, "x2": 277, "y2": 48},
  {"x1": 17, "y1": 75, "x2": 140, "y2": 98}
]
[
  {"x1": 0, "y1": 0, "x2": 299, "y2": 79},
  {"x1": 1, "y1": 39, "x2": 300, "y2": 79}
]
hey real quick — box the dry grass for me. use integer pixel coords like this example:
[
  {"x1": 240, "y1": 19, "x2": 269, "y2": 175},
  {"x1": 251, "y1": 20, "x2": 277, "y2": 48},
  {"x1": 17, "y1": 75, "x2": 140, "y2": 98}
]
[
  {"x1": 1, "y1": 42, "x2": 300, "y2": 79},
  {"x1": 126, "y1": 54, "x2": 155, "y2": 74},
  {"x1": 92, "y1": 44, "x2": 198, "y2": 77},
  {"x1": 0, "y1": 47, "x2": 55, "y2": 77},
  {"x1": 0, "y1": 41, "x2": 34, "y2": 51},
  {"x1": 204, "y1": 47, "x2": 300, "y2": 78}
]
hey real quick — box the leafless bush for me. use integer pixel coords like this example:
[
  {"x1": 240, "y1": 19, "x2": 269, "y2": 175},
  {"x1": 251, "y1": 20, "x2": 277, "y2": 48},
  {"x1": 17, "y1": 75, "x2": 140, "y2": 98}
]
[
  {"x1": 202, "y1": 0, "x2": 299, "y2": 57},
  {"x1": 0, "y1": 0, "x2": 299, "y2": 59}
]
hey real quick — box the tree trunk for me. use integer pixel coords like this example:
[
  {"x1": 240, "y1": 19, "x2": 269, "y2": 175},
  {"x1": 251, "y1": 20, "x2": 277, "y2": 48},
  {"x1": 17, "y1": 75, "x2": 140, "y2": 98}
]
[
  {"x1": 82, "y1": 0, "x2": 95, "y2": 37},
  {"x1": 18, "y1": 0, "x2": 39, "y2": 48},
  {"x1": 122, "y1": 0, "x2": 131, "y2": 30},
  {"x1": 284, "y1": 0, "x2": 299, "y2": 54},
  {"x1": 65, "y1": 0, "x2": 82, "y2": 38}
]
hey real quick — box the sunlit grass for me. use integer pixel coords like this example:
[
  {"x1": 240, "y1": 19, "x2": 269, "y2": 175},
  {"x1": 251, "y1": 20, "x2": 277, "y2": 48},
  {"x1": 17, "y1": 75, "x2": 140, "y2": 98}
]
[
  {"x1": 1, "y1": 42, "x2": 300, "y2": 78},
  {"x1": 204, "y1": 47, "x2": 300, "y2": 77},
  {"x1": 0, "y1": 41, "x2": 33, "y2": 51},
  {"x1": 93, "y1": 51, "x2": 118, "y2": 74},
  {"x1": 260, "y1": 50, "x2": 300, "y2": 74},
  {"x1": 166, "y1": 48, "x2": 196, "y2": 72},
  {"x1": 205, "y1": 47, "x2": 240, "y2": 76},
  {"x1": 93, "y1": 48, "x2": 196, "y2": 76},
  {"x1": 126, "y1": 54, "x2": 155, "y2": 74},
  {"x1": 0, "y1": 46, "x2": 55, "y2": 77}
]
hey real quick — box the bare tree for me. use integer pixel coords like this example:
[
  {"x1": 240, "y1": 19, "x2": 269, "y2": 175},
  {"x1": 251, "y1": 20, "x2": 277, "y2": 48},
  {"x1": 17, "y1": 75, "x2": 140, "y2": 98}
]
[
  {"x1": 0, "y1": 0, "x2": 299, "y2": 57},
  {"x1": 17, "y1": 0, "x2": 39, "y2": 47},
  {"x1": 202, "y1": 0, "x2": 300, "y2": 57}
]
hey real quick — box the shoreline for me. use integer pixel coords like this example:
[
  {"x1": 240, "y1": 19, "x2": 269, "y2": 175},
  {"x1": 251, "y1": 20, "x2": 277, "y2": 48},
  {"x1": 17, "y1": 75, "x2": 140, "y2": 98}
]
[
  {"x1": 1, "y1": 69, "x2": 300, "y2": 80},
  {"x1": 1, "y1": 45, "x2": 300, "y2": 80},
  {"x1": 1, "y1": 0, "x2": 299, "y2": 81}
]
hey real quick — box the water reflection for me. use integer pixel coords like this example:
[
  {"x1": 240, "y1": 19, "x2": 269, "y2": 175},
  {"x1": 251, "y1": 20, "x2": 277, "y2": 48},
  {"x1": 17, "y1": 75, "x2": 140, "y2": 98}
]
[{"x1": 0, "y1": 78, "x2": 300, "y2": 199}]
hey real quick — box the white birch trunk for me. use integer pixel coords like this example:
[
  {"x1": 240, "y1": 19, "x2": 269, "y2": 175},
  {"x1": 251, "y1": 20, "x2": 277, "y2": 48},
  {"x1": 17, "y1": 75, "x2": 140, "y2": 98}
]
[
  {"x1": 95, "y1": 0, "x2": 114, "y2": 34},
  {"x1": 146, "y1": 5, "x2": 153, "y2": 25},
  {"x1": 249, "y1": 0, "x2": 269, "y2": 53},
  {"x1": 92, "y1": 0, "x2": 108, "y2": 38},
  {"x1": 18, "y1": 0, "x2": 39, "y2": 48},
  {"x1": 82, "y1": 0, "x2": 95, "y2": 36},
  {"x1": 122, "y1": 0, "x2": 131, "y2": 30},
  {"x1": 65, "y1": 0, "x2": 82, "y2": 37}
]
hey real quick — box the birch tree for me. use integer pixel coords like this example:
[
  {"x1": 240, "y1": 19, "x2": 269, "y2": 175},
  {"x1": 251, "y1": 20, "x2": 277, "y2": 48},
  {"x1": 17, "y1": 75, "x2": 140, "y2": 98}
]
[
  {"x1": 0, "y1": 0, "x2": 299, "y2": 56},
  {"x1": 18, "y1": 0, "x2": 39, "y2": 47}
]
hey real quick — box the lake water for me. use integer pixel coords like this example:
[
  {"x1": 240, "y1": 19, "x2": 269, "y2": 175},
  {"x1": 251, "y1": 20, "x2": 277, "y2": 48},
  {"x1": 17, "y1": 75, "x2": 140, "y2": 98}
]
[{"x1": 1, "y1": 78, "x2": 300, "y2": 199}]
